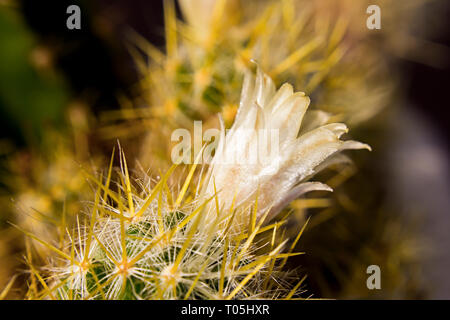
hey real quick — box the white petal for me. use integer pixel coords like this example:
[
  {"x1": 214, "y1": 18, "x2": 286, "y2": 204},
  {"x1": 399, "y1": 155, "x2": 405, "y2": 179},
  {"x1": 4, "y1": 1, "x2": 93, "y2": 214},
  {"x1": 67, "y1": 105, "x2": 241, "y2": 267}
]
[
  {"x1": 271, "y1": 94, "x2": 310, "y2": 143},
  {"x1": 339, "y1": 140, "x2": 372, "y2": 151},
  {"x1": 266, "y1": 182, "x2": 332, "y2": 221},
  {"x1": 254, "y1": 66, "x2": 276, "y2": 107},
  {"x1": 299, "y1": 110, "x2": 332, "y2": 134},
  {"x1": 234, "y1": 70, "x2": 255, "y2": 128},
  {"x1": 265, "y1": 83, "x2": 294, "y2": 115}
]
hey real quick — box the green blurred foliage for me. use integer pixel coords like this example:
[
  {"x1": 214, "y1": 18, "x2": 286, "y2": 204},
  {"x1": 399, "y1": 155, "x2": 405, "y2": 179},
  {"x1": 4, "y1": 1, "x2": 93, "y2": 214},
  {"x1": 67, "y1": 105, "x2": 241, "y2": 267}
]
[{"x1": 0, "y1": 7, "x2": 68, "y2": 146}]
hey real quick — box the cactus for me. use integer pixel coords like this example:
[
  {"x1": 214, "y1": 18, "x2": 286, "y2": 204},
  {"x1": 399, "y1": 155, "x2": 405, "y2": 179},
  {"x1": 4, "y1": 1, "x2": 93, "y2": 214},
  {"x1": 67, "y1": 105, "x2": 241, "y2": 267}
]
[{"x1": 21, "y1": 67, "x2": 369, "y2": 299}]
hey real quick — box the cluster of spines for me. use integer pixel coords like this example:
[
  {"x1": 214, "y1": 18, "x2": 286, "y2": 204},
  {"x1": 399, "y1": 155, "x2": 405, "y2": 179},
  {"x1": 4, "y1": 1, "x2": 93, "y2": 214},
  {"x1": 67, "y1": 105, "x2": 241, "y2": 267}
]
[{"x1": 19, "y1": 149, "x2": 308, "y2": 300}]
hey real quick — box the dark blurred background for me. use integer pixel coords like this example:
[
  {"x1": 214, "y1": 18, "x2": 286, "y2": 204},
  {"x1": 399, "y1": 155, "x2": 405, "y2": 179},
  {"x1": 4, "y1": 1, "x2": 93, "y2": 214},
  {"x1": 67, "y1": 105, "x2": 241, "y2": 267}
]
[
  {"x1": 0, "y1": 0, "x2": 449, "y2": 299},
  {"x1": 0, "y1": 0, "x2": 167, "y2": 147}
]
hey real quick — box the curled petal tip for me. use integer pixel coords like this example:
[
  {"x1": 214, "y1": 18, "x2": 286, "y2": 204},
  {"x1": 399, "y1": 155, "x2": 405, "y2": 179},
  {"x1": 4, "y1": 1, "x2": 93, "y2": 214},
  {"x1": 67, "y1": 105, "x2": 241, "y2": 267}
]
[
  {"x1": 311, "y1": 182, "x2": 333, "y2": 193},
  {"x1": 341, "y1": 140, "x2": 372, "y2": 151}
]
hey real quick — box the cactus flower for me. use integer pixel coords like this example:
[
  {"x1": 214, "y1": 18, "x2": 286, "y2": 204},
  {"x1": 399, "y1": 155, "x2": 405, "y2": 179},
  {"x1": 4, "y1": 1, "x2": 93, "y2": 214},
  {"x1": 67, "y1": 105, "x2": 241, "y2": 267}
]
[{"x1": 202, "y1": 67, "x2": 371, "y2": 228}]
